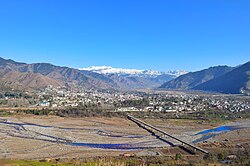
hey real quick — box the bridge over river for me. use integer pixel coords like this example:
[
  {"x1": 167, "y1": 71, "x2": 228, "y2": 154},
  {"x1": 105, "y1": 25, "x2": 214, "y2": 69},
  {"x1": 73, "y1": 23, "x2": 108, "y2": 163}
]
[{"x1": 127, "y1": 115, "x2": 209, "y2": 155}]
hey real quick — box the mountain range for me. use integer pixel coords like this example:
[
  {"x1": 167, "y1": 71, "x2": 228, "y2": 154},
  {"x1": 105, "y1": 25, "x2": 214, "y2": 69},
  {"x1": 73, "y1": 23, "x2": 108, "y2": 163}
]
[
  {"x1": 159, "y1": 66, "x2": 234, "y2": 90},
  {"x1": 0, "y1": 57, "x2": 117, "y2": 90},
  {"x1": 160, "y1": 61, "x2": 250, "y2": 95},
  {"x1": 193, "y1": 62, "x2": 250, "y2": 94},
  {"x1": 0, "y1": 57, "x2": 185, "y2": 90},
  {"x1": 80, "y1": 66, "x2": 187, "y2": 89},
  {"x1": 80, "y1": 66, "x2": 187, "y2": 77},
  {"x1": 0, "y1": 57, "x2": 249, "y2": 95}
]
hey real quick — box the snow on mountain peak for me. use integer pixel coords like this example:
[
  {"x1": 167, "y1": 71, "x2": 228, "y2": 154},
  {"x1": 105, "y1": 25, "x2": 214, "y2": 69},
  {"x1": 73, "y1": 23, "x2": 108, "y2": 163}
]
[
  {"x1": 79, "y1": 66, "x2": 188, "y2": 77},
  {"x1": 80, "y1": 66, "x2": 143, "y2": 75}
]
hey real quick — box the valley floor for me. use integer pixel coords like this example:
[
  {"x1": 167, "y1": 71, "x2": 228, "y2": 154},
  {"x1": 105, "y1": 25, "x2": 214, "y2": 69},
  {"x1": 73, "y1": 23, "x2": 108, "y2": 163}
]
[{"x1": 0, "y1": 115, "x2": 249, "y2": 164}]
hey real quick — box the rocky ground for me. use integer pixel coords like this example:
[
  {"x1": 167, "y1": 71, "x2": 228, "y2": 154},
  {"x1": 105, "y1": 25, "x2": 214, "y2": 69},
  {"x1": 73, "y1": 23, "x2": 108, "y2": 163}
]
[{"x1": 0, "y1": 115, "x2": 249, "y2": 160}]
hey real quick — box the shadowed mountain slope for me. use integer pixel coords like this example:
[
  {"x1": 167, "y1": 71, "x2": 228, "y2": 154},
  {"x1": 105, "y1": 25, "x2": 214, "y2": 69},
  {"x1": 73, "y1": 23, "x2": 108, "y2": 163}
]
[
  {"x1": 193, "y1": 61, "x2": 250, "y2": 94},
  {"x1": 159, "y1": 66, "x2": 233, "y2": 90}
]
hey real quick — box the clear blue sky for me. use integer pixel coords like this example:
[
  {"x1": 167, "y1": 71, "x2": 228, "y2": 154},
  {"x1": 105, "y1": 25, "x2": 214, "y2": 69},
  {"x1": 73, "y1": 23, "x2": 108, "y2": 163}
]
[{"x1": 0, "y1": 0, "x2": 249, "y2": 71}]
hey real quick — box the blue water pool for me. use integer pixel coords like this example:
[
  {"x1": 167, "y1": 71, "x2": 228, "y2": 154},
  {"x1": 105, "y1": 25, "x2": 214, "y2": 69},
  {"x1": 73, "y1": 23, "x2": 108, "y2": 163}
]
[
  {"x1": 195, "y1": 125, "x2": 240, "y2": 135},
  {"x1": 69, "y1": 142, "x2": 146, "y2": 150},
  {"x1": 193, "y1": 125, "x2": 247, "y2": 143}
]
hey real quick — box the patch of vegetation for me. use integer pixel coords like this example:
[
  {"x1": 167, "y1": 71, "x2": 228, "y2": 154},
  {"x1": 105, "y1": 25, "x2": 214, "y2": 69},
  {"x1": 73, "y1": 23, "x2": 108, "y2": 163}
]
[
  {"x1": 1, "y1": 144, "x2": 250, "y2": 166},
  {"x1": 0, "y1": 110, "x2": 11, "y2": 116},
  {"x1": 3, "y1": 154, "x2": 249, "y2": 166},
  {"x1": 2, "y1": 159, "x2": 71, "y2": 166},
  {"x1": 0, "y1": 156, "x2": 191, "y2": 166},
  {"x1": 203, "y1": 148, "x2": 250, "y2": 165}
]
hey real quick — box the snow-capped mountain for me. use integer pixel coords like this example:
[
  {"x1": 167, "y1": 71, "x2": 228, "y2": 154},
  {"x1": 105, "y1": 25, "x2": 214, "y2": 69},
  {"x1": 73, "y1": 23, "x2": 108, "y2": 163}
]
[
  {"x1": 79, "y1": 66, "x2": 188, "y2": 89},
  {"x1": 80, "y1": 66, "x2": 187, "y2": 77},
  {"x1": 80, "y1": 66, "x2": 143, "y2": 75},
  {"x1": 163, "y1": 70, "x2": 188, "y2": 77}
]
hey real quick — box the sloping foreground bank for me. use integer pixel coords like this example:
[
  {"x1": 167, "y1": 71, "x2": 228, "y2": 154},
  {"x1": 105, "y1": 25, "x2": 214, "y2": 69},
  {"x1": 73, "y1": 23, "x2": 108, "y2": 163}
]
[{"x1": 1, "y1": 153, "x2": 250, "y2": 166}]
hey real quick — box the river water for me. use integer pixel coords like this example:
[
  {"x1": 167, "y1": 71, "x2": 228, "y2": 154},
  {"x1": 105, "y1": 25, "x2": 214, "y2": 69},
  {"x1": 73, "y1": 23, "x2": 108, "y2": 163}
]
[
  {"x1": 192, "y1": 125, "x2": 248, "y2": 143},
  {"x1": 0, "y1": 118, "x2": 154, "y2": 150}
]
